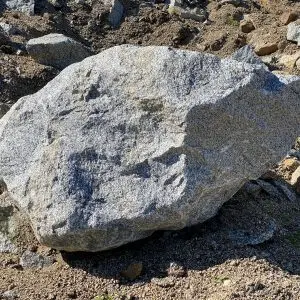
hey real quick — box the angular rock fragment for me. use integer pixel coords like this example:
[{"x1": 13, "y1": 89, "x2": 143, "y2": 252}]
[{"x1": 1, "y1": 45, "x2": 300, "y2": 252}]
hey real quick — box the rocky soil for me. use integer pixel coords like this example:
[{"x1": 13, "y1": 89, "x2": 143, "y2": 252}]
[{"x1": 3, "y1": 0, "x2": 300, "y2": 299}]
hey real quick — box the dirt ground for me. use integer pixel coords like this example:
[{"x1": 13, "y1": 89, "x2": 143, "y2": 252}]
[{"x1": 2, "y1": 0, "x2": 300, "y2": 299}]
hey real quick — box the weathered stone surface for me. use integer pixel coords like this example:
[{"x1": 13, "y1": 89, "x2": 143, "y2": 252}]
[
  {"x1": 26, "y1": 33, "x2": 91, "y2": 69},
  {"x1": 1, "y1": 45, "x2": 300, "y2": 252}
]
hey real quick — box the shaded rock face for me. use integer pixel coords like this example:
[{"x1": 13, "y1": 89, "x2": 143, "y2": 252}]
[
  {"x1": 0, "y1": 45, "x2": 300, "y2": 252},
  {"x1": 26, "y1": 33, "x2": 92, "y2": 70}
]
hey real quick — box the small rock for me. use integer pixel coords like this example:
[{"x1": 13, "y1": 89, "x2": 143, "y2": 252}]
[
  {"x1": 280, "y1": 11, "x2": 298, "y2": 25},
  {"x1": 121, "y1": 262, "x2": 143, "y2": 280},
  {"x1": 167, "y1": 262, "x2": 187, "y2": 278},
  {"x1": 209, "y1": 34, "x2": 227, "y2": 51},
  {"x1": 287, "y1": 21, "x2": 300, "y2": 45},
  {"x1": 279, "y1": 52, "x2": 300, "y2": 69},
  {"x1": 20, "y1": 250, "x2": 54, "y2": 268},
  {"x1": 151, "y1": 277, "x2": 176, "y2": 288},
  {"x1": 240, "y1": 19, "x2": 255, "y2": 33},
  {"x1": 168, "y1": 0, "x2": 207, "y2": 22},
  {"x1": 253, "y1": 41, "x2": 278, "y2": 56},
  {"x1": 26, "y1": 33, "x2": 91, "y2": 69}
]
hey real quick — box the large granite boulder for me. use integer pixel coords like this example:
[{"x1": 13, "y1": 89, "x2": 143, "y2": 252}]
[
  {"x1": 26, "y1": 33, "x2": 92, "y2": 70},
  {"x1": 1, "y1": 45, "x2": 300, "y2": 252}
]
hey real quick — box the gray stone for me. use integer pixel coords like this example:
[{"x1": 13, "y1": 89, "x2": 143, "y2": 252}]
[
  {"x1": 3, "y1": 0, "x2": 35, "y2": 15},
  {"x1": 1, "y1": 45, "x2": 300, "y2": 252},
  {"x1": 26, "y1": 33, "x2": 92, "y2": 69},
  {"x1": 20, "y1": 250, "x2": 54, "y2": 268},
  {"x1": 287, "y1": 21, "x2": 300, "y2": 46},
  {"x1": 168, "y1": 0, "x2": 207, "y2": 22}
]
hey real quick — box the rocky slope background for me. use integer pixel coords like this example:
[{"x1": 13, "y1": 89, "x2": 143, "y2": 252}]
[{"x1": 3, "y1": 0, "x2": 300, "y2": 299}]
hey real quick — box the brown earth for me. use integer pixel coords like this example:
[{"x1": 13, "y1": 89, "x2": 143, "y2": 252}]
[{"x1": 2, "y1": 0, "x2": 300, "y2": 299}]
